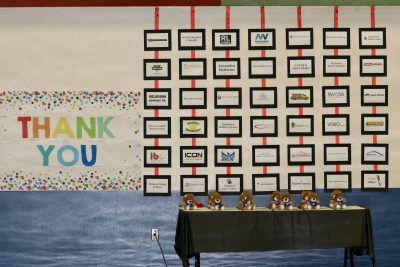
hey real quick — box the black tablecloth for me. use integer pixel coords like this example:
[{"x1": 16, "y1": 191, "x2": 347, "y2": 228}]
[{"x1": 174, "y1": 208, "x2": 374, "y2": 263}]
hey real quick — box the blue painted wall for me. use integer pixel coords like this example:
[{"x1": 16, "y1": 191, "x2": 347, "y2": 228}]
[{"x1": 0, "y1": 190, "x2": 399, "y2": 266}]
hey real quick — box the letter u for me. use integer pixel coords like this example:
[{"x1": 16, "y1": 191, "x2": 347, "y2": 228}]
[{"x1": 81, "y1": 145, "x2": 97, "y2": 167}]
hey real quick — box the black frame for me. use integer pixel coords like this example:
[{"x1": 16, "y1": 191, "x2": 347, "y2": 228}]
[
  {"x1": 361, "y1": 170, "x2": 389, "y2": 191},
  {"x1": 361, "y1": 85, "x2": 388, "y2": 106},
  {"x1": 248, "y1": 29, "x2": 276, "y2": 50},
  {"x1": 360, "y1": 55, "x2": 387, "y2": 77},
  {"x1": 359, "y1": 28, "x2": 386, "y2": 49},
  {"x1": 361, "y1": 113, "x2": 389, "y2": 135},
  {"x1": 287, "y1": 144, "x2": 315, "y2": 166},
  {"x1": 179, "y1": 88, "x2": 207, "y2": 109},
  {"x1": 178, "y1": 29, "x2": 206, "y2": 50},
  {"x1": 286, "y1": 115, "x2": 314, "y2": 136},
  {"x1": 214, "y1": 87, "x2": 242, "y2": 109},
  {"x1": 250, "y1": 87, "x2": 278, "y2": 108},
  {"x1": 143, "y1": 59, "x2": 171, "y2": 80},
  {"x1": 324, "y1": 171, "x2": 352, "y2": 193},
  {"x1": 324, "y1": 144, "x2": 352, "y2": 165},
  {"x1": 323, "y1": 28, "x2": 350, "y2": 49},
  {"x1": 322, "y1": 114, "x2": 350, "y2": 136},
  {"x1": 361, "y1": 144, "x2": 389, "y2": 165},
  {"x1": 143, "y1": 175, "x2": 171, "y2": 196},
  {"x1": 180, "y1": 175, "x2": 208, "y2": 196},
  {"x1": 322, "y1": 86, "x2": 350, "y2": 107},
  {"x1": 288, "y1": 172, "x2": 316, "y2": 194},
  {"x1": 144, "y1": 88, "x2": 171, "y2": 110},
  {"x1": 180, "y1": 117, "x2": 208, "y2": 138},
  {"x1": 214, "y1": 145, "x2": 242, "y2": 167},
  {"x1": 180, "y1": 146, "x2": 208, "y2": 167},
  {"x1": 286, "y1": 86, "x2": 313, "y2": 108},
  {"x1": 212, "y1": 29, "x2": 240, "y2": 50},
  {"x1": 216, "y1": 174, "x2": 243, "y2": 195},
  {"x1": 287, "y1": 56, "x2": 315, "y2": 78},
  {"x1": 252, "y1": 174, "x2": 280, "y2": 195},
  {"x1": 179, "y1": 58, "x2": 207, "y2": 80},
  {"x1": 250, "y1": 116, "x2": 278, "y2": 137},
  {"x1": 143, "y1": 146, "x2": 172, "y2": 168},
  {"x1": 286, "y1": 28, "x2": 314, "y2": 49},
  {"x1": 323, "y1": 55, "x2": 351, "y2": 77},
  {"x1": 248, "y1": 57, "x2": 276, "y2": 78},
  {"x1": 144, "y1": 29, "x2": 172, "y2": 51},
  {"x1": 214, "y1": 116, "x2": 242, "y2": 138},
  {"x1": 143, "y1": 117, "x2": 171, "y2": 138},
  {"x1": 213, "y1": 58, "x2": 241, "y2": 79},
  {"x1": 252, "y1": 145, "x2": 280, "y2": 166}
]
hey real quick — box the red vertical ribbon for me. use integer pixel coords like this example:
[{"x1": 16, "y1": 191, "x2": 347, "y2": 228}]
[
  {"x1": 154, "y1": 7, "x2": 160, "y2": 176},
  {"x1": 371, "y1": 6, "x2": 375, "y2": 28},
  {"x1": 190, "y1": 6, "x2": 196, "y2": 65},
  {"x1": 190, "y1": 6, "x2": 197, "y2": 175},
  {"x1": 191, "y1": 6, "x2": 196, "y2": 119},
  {"x1": 297, "y1": 6, "x2": 304, "y2": 173},
  {"x1": 371, "y1": 6, "x2": 378, "y2": 172},
  {"x1": 297, "y1": 6, "x2": 302, "y2": 28},
  {"x1": 261, "y1": 6, "x2": 268, "y2": 175},
  {"x1": 334, "y1": 6, "x2": 341, "y2": 172},
  {"x1": 334, "y1": 5, "x2": 339, "y2": 28},
  {"x1": 154, "y1": 6, "x2": 160, "y2": 90},
  {"x1": 261, "y1": 5, "x2": 266, "y2": 80},
  {"x1": 190, "y1": 6, "x2": 195, "y2": 29},
  {"x1": 225, "y1": 6, "x2": 231, "y2": 89},
  {"x1": 225, "y1": 6, "x2": 231, "y2": 175},
  {"x1": 260, "y1": 6, "x2": 265, "y2": 29},
  {"x1": 226, "y1": 6, "x2": 230, "y2": 29}
]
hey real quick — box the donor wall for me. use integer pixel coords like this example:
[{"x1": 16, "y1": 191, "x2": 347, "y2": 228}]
[{"x1": 0, "y1": 6, "x2": 399, "y2": 192}]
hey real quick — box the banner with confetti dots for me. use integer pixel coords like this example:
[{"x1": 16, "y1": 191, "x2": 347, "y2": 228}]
[{"x1": 0, "y1": 90, "x2": 142, "y2": 191}]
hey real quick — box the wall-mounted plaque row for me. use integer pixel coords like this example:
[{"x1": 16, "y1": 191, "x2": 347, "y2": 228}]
[
  {"x1": 143, "y1": 143, "x2": 388, "y2": 169},
  {"x1": 142, "y1": 114, "x2": 388, "y2": 140},
  {"x1": 143, "y1": 170, "x2": 389, "y2": 196},
  {"x1": 143, "y1": 85, "x2": 387, "y2": 110},
  {"x1": 144, "y1": 28, "x2": 385, "y2": 51},
  {"x1": 143, "y1": 56, "x2": 386, "y2": 80}
]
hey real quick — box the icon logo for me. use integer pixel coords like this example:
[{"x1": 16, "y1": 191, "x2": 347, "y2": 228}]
[
  {"x1": 376, "y1": 175, "x2": 382, "y2": 187},
  {"x1": 221, "y1": 151, "x2": 235, "y2": 161},
  {"x1": 291, "y1": 122, "x2": 307, "y2": 128},
  {"x1": 366, "y1": 150, "x2": 384, "y2": 157},
  {"x1": 185, "y1": 121, "x2": 201, "y2": 132},
  {"x1": 220, "y1": 35, "x2": 232, "y2": 44},
  {"x1": 152, "y1": 65, "x2": 163, "y2": 72},
  {"x1": 255, "y1": 33, "x2": 268, "y2": 40},
  {"x1": 366, "y1": 121, "x2": 384, "y2": 126},
  {"x1": 150, "y1": 152, "x2": 165, "y2": 161},
  {"x1": 327, "y1": 91, "x2": 345, "y2": 97},
  {"x1": 227, "y1": 179, "x2": 232, "y2": 184},
  {"x1": 184, "y1": 152, "x2": 203, "y2": 158},
  {"x1": 364, "y1": 93, "x2": 384, "y2": 97},
  {"x1": 257, "y1": 92, "x2": 269, "y2": 100},
  {"x1": 291, "y1": 93, "x2": 309, "y2": 100},
  {"x1": 292, "y1": 151, "x2": 311, "y2": 158},
  {"x1": 327, "y1": 122, "x2": 343, "y2": 126},
  {"x1": 254, "y1": 124, "x2": 273, "y2": 129},
  {"x1": 148, "y1": 38, "x2": 167, "y2": 42},
  {"x1": 364, "y1": 62, "x2": 382, "y2": 66}
]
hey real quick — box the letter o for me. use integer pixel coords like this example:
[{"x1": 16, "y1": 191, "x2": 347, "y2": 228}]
[{"x1": 57, "y1": 145, "x2": 79, "y2": 167}]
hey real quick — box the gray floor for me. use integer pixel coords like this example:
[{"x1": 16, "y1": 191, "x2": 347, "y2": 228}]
[{"x1": 0, "y1": 190, "x2": 398, "y2": 266}]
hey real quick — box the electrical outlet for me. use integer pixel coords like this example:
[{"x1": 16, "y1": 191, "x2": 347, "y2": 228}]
[{"x1": 151, "y1": 228, "x2": 159, "y2": 241}]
